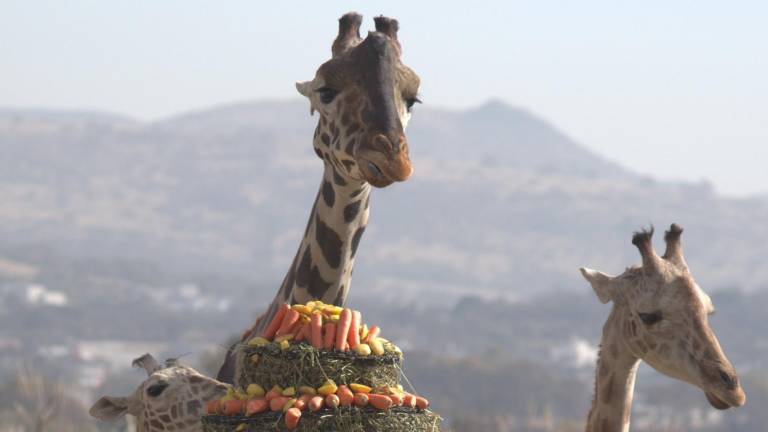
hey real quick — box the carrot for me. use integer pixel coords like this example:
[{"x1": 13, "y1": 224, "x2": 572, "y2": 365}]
[
  {"x1": 337, "y1": 385, "x2": 354, "y2": 406},
  {"x1": 263, "y1": 304, "x2": 290, "y2": 340},
  {"x1": 347, "y1": 310, "x2": 361, "y2": 349},
  {"x1": 294, "y1": 394, "x2": 311, "y2": 411},
  {"x1": 363, "y1": 325, "x2": 380, "y2": 343},
  {"x1": 323, "y1": 322, "x2": 336, "y2": 350},
  {"x1": 325, "y1": 393, "x2": 340, "y2": 409},
  {"x1": 270, "y1": 396, "x2": 290, "y2": 412},
  {"x1": 245, "y1": 398, "x2": 268, "y2": 416},
  {"x1": 294, "y1": 323, "x2": 309, "y2": 342},
  {"x1": 403, "y1": 393, "x2": 416, "y2": 409},
  {"x1": 276, "y1": 309, "x2": 301, "y2": 337},
  {"x1": 415, "y1": 396, "x2": 429, "y2": 410},
  {"x1": 310, "y1": 312, "x2": 323, "y2": 349},
  {"x1": 309, "y1": 396, "x2": 324, "y2": 412},
  {"x1": 285, "y1": 407, "x2": 302, "y2": 430},
  {"x1": 335, "y1": 308, "x2": 352, "y2": 351},
  {"x1": 368, "y1": 393, "x2": 393, "y2": 410},
  {"x1": 206, "y1": 399, "x2": 222, "y2": 415},
  {"x1": 389, "y1": 393, "x2": 404, "y2": 406},
  {"x1": 265, "y1": 388, "x2": 282, "y2": 402},
  {"x1": 222, "y1": 399, "x2": 245, "y2": 416},
  {"x1": 353, "y1": 392, "x2": 369, "y2": 407}
]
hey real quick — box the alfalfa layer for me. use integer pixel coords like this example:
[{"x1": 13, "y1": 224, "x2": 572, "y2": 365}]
[
  {"x1": 234, "y1": 342, "x2": 401, "y2": 390},
  {"x1": 202, "y1": 406, "x2": 440, "y2": 432}
]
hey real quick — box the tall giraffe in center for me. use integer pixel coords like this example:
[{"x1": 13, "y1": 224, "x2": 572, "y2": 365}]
[
  {"x1": 580, "y1": 224, "x2": 745, "y2": 432},
  {"x1": 216, "y1": 12, "x2": 421, "y2": 383}
]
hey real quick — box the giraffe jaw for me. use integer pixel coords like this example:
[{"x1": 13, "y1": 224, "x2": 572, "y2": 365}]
[{"x1": 704, "y1": 387, "x2": 746, "y2": 410}]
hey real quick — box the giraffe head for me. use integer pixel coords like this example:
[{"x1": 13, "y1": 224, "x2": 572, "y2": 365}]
[
  {"x1": 90, "y1": 354, "x2": 229, "y2": 432},
  {"x1": 296, "y1": 12, "x2": 420, "y2": 188},
  {"x1": 580, "y1": 224, "x2": 746, "y2": 410}
]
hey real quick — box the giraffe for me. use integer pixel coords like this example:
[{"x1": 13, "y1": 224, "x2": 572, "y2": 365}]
[
  {"x1": 216, "y1": 11, "x2": 421, "y2": 383},
  {"x1": 90, "y1": 354, "x2": 229, "y2": 432},
  {"x1": 580, "y1": 224, "x2": 746, "y2": 432}
]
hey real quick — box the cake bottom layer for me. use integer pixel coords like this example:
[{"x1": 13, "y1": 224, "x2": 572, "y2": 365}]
[{"x1": 202, "y1": 407, "x2": 441, "y2": 432}]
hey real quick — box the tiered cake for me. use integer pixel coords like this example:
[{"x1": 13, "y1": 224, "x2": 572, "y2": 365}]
[{"x1": 201, "y1": 302, "x2": 441, "y2": 431}]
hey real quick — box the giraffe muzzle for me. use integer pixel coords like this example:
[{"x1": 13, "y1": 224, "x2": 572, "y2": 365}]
[{"x1": 356, "y1": 135, "x2": 413, "y2": 187}]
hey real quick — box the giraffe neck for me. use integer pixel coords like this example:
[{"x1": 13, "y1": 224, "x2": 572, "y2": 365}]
[
  {"x1": 257, "y1": 163, "x2": 370, "y2": 333},
  {"x1": 586, "y1": 312, "x2": 640, "y2": 432}
]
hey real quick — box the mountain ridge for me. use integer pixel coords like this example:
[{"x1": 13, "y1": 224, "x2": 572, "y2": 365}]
[{"x1": 1, "y1": 99, "x2": 766, "y2": 305}]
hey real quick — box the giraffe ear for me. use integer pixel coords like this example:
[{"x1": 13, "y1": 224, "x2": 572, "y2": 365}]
[
  {"x1": 580, "y1": 267, "x2": 615, "y2": 304},
  {"x1": 295, "y1": 81, "x2": 316, "y2": 115},
  {"x1": 295, "y1": 81, "x2": 313, "y2": 98},
  {"x1": 89, "y1": 396, "x2": 132, "y2": 420}
]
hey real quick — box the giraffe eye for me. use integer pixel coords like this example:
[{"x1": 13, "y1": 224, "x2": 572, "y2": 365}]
[
  {"x1": 146, "y1": 382, "x2": 169, "y2": 397},
  {"x1": 405, "y1": 96, "x2": 421, "y2": 113},
  {"x1": 639, "y1": 312, "x2": 662, "y2": 326},
  {"x1": 316, "y1": 87, "x2": 338, "y2": 104}
]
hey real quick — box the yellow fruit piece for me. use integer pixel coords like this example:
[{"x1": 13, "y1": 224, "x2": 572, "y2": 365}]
[
  {"x1": 235, "y1": 390, "x2": 248, "y2": 400},
  {"x1": 236, "y1": 424, "x2": 247, "y2": 432},
  {"x1": 323, "y1": 305, "x2": 343, "y2": 315},
  {"x1": 349, "y1": 383, "x2": 371, "y2": 394},
  {"x1": 279, "y1": 339, "x2": 290, "y2": 350},
  {"x1": 317, "y1": 379, "x2": 338, "y2": 396},
  {"x1": 396, "y1": 384, "x2": 404, "y2": 392},
  {"x1": 271, "y1": 385, "x2": 284, "y2": 394},
  {"x1": 247, "y1": 337, "x2": 269, "y2": 347},
  {"x1": 298, "y1": 386, "x2": 317, "y2": 396},
  {"x1": 355, "y1": 343, "x2": 371, "y2": 356},
  {"x1": 220, "y1": 394, "x2": 234, "y2": 403},
  {"x1": 292, "y1": 305, "x2": 313, "y2": 315},
  {"x1": 282, "y1": 387, "x2": 296, "y2": 397},
  {"x1": 249, "y1": 354, "x2": 260, "y2": 365},
  {"x1": 246, "y1": 384, "x2": 265, "y2": 398},
  {"x1": 305, "y1": 301, "x2": 317, "y2": 309},
  {"x1": 283, "y1": 398, "x2": 296, "y2": 412},
  {"x1": 388, "y1": 386, "x2": 403, "y2": 395},
  {"x1": 360, "y1": 324, "x2": 369, "y2": 341},
  {"x1": 274, "y1": 334, "x2": 294, "y2": 343},
  {"x1": 369, "y1": 338, "x2": 385, "y2": 355},
  {"x1": 226, "y1": 387, "x2": 236, "y2": 397}
]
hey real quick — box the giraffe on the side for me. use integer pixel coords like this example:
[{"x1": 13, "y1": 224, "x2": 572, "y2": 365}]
[
  {"x1": 90, "y1": 354, "x2": 229, "y2": 432},
  {"x1": 580, "y1": 224, "x2": 746, "y2": 432},
  {"x1": 216, "y1": 12, "x2": 421, "y2": 383}
]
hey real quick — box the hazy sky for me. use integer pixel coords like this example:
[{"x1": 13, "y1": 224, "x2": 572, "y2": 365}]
[{"x1": 2, "y1": 1, "x2": 767, "y2": 196}]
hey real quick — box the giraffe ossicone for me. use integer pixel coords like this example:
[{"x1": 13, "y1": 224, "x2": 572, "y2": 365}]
[
  {"x1": 216, "y1": 11, "x2": 421, "y2": 384},
  {"x1": 581, "y1": 224, "x2": 745, "y2": 432},
  {"x1": 90, "y1": 353, "x2": 229, "y2": 432}
]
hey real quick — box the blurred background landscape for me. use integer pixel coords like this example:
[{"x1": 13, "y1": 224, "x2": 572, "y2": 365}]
[
  {"x1": 1, "y1": 100, "x2": 767, "y2": 431},
  {"x1": 2, "y1": 1, "x2": 767, "y2": 431}
]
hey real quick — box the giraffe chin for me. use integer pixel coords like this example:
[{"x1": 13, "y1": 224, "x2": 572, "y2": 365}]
[
  {"x1": 705, "y1": 389, "x2": 746, "y2": 410},
  {"x1": 705, "y1": 392, "x2": 732, "y2": 410}
]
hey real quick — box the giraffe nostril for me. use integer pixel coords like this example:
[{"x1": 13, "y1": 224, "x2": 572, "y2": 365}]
[{"x1": 718, "y1": 369, "x2": 738, "y2": 390}]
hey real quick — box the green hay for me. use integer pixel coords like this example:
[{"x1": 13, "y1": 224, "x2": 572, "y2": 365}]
[
  {"x1": 234, "y1": 343, "x2": 402, "y2": 390},
  {"x1": 201, "y1": 407, "x2": 441, "y2": 432}
]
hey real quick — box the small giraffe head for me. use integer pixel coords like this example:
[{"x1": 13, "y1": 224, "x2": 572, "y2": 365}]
[
  {"x1": 580, "y1": 224, "x2": 746, "y2": 410},
  {"x1": 90, "y1": 354, "x2": 229, "y2": 432},
  {"x1": 296, "y1": 12, "x2": 420, "y2": 188}
]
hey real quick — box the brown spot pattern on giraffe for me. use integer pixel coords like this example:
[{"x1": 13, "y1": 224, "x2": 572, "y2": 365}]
[
  {"x1": 295, "y1": 246, "x2": 331, "y2": 298},
  {"x1": 350, "y1": 226, "x2": 366, "y2": 258},
  {"x1": 322, "y1": 180, "x2": 335, "y2": 207},
  {"x1": 315, "y1": 215, "x2": 343, "y2": 268},
  {"x1": 344, "y1": 200, "x2": 361, "y2": 223}
]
